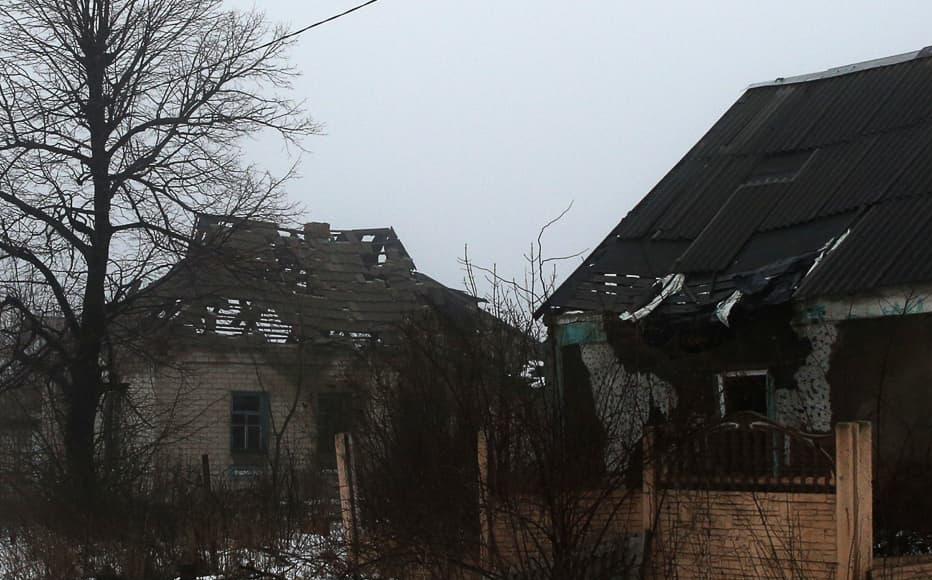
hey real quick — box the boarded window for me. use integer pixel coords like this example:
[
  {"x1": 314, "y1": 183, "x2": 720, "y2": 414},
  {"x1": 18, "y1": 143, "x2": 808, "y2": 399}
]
[
  {"x1": 317, "y1": 392, "x2": 353, "y2": 468},
  {"x1": 231, "y1": 392, "x2": 269, "y2": 453}
]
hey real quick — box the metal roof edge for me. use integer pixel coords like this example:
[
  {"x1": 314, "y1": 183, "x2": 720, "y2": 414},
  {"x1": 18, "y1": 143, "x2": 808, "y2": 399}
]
[{"x1": 747, "y1": 46, "x2": 932, "y2": 89}]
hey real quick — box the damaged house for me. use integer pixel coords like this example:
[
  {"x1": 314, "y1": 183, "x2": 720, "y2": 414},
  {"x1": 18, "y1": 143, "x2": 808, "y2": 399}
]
[
  {"x1": 120, "y1": 217, "x2": 481, "y2": 489},
  {"x1": 538, "y1": 47, "x2": 932, "y2": 531}
]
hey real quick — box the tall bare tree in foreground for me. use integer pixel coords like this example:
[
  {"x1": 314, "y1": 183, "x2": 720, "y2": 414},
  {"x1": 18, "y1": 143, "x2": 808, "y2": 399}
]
[{"x1": 0, "y1": 0, "x2": 316, "y2": 502}]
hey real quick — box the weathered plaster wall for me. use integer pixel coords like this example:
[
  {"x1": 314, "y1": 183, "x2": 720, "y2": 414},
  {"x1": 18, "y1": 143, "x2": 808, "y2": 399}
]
[
  {"x1": 579, "y1": 342, "x2": 675, "y2": 461},
  {"x1": 796, "y1": 282, "x2": 932, "y2": 323},
  {"x1": 577, "y1": 324, "x2": 831, "y2": 442},
  {"x1": 782, "y1": 321, "x2": 837, "y2": 431}
]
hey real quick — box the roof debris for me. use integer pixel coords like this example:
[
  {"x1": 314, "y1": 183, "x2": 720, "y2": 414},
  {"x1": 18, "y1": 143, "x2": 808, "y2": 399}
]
[
  {"x1": 714, "y1": 290, "x2": 743, "y2": 327},
  {"x1": 151, "y1": 218, "x2": 479, "y2": 345},
  {"x1": 619, "y1": 274, "x2": 685, "y2": 322},
  {"x1": 541, "y1": 46, "x2": 932, "y2": 321}
]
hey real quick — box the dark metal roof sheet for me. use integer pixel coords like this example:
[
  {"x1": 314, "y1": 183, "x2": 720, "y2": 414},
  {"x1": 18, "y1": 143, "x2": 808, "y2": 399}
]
[
  {"x1": 612, "y1": 155, "x2": 707, "y2": 239},
  {"x1": 541, "y1": 47, "x2": 932, "y2": 316},
  {"x1": 675, "y1": 182, "x2": 788, "y2": 273},
  {"x1": 818, "y1": 125, "x2": 932, "y2": 216},
  {"x1": 730, "y1": 212, "x2": 855, "y2": 274},
  {"x1": 796, "y1": 196, "x2": 932, "y2": 298},
  {"x1": 864, "y1": 59, "x2": 932, "y2": 133},
  {"x1": 760, "y1": 141, "x2": 871, "y2": 230},
  {"x1": 795, "y1": 65, "x2": 906, "y2": 149},
  {"x1": 655, "y1": 156, "x2": 758, "y2": 239}
]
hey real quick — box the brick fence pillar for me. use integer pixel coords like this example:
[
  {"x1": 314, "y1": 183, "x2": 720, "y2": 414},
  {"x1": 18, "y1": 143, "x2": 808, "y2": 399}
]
[
  {"x1": 835, "y1": 421, "x2": 873, "y2": 580},
  {"x1": 641, "y1": 426, "x2": 657, "y2": 579}
]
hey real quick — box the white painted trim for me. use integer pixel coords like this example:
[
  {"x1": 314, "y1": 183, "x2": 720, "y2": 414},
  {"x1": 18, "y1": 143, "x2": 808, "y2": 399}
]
[
  {"x1": 794, "y1": 281, "x2": 932, "y2": 324},
  {"x1": 748, "y1": 48, "x2": 927, "y2": 89}
]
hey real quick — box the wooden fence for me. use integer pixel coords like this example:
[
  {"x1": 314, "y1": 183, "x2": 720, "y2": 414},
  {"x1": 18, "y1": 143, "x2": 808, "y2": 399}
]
[
  {"x1": 335, "y1": 416, "x2": 875, "y2": 579},
  {"x1": 654, "y1": 411, "x2": 836, "y2": 492},
  {"x1": 478, "y1": 415, "x2": 874, "y2": 580}
]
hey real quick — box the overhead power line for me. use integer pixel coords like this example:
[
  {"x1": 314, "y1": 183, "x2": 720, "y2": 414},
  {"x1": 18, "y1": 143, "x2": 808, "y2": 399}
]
[{"x1": 247, "y1": 0, "x2": 381, "y2": 56}]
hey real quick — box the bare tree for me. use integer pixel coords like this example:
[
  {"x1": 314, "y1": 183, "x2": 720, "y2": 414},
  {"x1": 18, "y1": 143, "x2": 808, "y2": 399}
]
[
  {"x1": 340, "y1": 221, "x2": 658, "y2": 579},
  {"x1": 0, "y1": 0, "x2": 317, "y2": 503}
]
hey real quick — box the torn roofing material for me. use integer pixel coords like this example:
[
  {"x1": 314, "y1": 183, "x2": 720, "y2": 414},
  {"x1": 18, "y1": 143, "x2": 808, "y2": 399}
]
[
  {"x1": 540, "y1": 46, "x2": 932, "y2": 320},
  {"x1": 147, "y1": 218, "x2": 479, "y2": 345}
]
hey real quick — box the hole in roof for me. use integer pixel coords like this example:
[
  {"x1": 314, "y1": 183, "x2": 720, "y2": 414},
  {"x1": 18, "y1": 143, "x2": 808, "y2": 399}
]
[
  {"x1": 743, "y1": 149, "x2": 815, "y2": 186},
  {"x1": 361, "y1": 234, "x2": 376, "y2": 242}
]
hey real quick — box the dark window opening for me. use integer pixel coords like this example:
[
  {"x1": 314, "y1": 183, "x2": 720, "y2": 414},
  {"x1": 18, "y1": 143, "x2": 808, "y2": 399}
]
[
  {"x1": 317, "y1": 392, "x2": 353, "y2": 468},
  {"x1": 718, "y1": 372, "x2": 771, "y2": 417},
  {"x1": 231, "y1": 392, "x2": 269, "y2": 453}
]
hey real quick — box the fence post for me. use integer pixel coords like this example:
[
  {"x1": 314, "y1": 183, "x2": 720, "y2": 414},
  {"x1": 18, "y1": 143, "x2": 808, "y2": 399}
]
[
  {"x1": 855, "y1": 422, "x2": 873, "y2": 576},
  {"x1": 335, "y1": 432, "x2": 359, "y2": 566},
  {"x1": 477, "y1": 430, "x2": 493, "y2": 576},
  {"x1": 641, "y1": 426, "x2": 657, "y2": 574},
  {"x1": 835, "y1": 421, "x2": 873, "y2": 580}
]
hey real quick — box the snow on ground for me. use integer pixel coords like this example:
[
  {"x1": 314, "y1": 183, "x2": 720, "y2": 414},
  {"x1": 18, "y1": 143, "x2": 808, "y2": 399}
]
[{"x1": 1, "y1": 530, "x2": 361, "y2": 580}]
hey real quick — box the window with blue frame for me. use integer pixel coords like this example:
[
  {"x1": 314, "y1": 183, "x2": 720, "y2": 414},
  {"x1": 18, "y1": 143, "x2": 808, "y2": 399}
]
[{"x1": 231, "y1": 392, "x2": 269, "y2": 453}]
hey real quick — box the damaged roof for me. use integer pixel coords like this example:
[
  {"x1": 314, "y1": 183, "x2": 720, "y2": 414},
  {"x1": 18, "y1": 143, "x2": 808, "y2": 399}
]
[
  {"x1": 149, "y1": 217, "x2": 479, "y2": 345},
  {"x1": 541, "y1": 46, "x2": 932, "y2": 319}
]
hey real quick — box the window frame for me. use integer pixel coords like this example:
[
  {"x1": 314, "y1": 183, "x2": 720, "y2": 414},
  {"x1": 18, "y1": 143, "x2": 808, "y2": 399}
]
[
  {"x1": 715, "y1": 369, "x2": 774, "y2": 419},
  {"x1": 230, "y1": 391, "x2": 270, "y2": 454}
]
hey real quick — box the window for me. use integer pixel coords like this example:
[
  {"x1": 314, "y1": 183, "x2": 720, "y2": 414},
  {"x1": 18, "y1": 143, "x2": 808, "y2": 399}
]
[
  {"x1": 716, "y1": 370, "x2": 773, "y2": 418},
  {"x1": 231, "y1": 392, "x2": 269, "y2": 453},
  {"x1": 317, "y1": 392, "x2": 352, "y2": 468}
]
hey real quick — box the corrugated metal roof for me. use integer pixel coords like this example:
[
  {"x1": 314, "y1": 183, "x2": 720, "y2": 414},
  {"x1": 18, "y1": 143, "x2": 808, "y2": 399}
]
[
  {"x1": 796, "y1": 196, "x2": 932, "y2": 297},
  {"x1": 864, "y1": 59, "x2": 932, "y2": 132},
  {"x1": 541, "y1": 46, "x2": 932, "y2": 317},
  {"x1": 760, "y1": 142, "x2": 871, "y2": 230},
  {"x1": 675, "y1": 182, "x2": 788, "y2": 273},
  {"x1": 656, "y1": 156, "x2": 758, "y2": 239}
]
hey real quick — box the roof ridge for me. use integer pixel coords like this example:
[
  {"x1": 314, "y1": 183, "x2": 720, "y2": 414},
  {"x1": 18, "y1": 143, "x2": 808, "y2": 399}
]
[{"x1": 748, "y1": 46, "x2": 932, "y2": 90}]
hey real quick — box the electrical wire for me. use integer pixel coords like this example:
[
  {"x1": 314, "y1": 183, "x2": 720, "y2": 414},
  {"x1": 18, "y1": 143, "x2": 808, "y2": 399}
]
[{"x1": 245, "y1": 0, "x2": 381, "y2": 56}]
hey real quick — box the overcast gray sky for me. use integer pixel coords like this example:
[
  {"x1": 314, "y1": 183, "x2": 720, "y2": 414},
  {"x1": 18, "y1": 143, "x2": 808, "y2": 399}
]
[{"x1": 226, "y1": 0, "x2": 932, "y2": 293}]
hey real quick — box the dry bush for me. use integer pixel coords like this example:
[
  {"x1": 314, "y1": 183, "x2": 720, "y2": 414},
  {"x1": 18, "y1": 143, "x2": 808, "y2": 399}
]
[{"x1": 1, "y1": 459, "x2": 345, "y2": 580}]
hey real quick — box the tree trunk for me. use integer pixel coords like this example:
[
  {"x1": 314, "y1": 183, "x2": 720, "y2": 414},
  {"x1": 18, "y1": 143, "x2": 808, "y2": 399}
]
[
  {"x1": 65, "y1": 359, "x2": 102, "y2": 502},
  {"x1": 63, "y1": 11, "x2": 113, "y2": 504}
]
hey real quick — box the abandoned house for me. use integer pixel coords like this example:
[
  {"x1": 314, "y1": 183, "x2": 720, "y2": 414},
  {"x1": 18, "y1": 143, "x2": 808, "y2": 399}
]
[
  {"x1": 117, "y1": 217, "x2": 482, "y2": 488},
  {"x1": 538, "y1": 47, "x2": 932, "y2": 531}
]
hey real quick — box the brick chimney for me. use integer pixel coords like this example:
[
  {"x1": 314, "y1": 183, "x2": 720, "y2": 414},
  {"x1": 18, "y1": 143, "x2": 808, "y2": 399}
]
[{"x1": 304, "y1": 222, "x2": 330, "y2": 240}]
